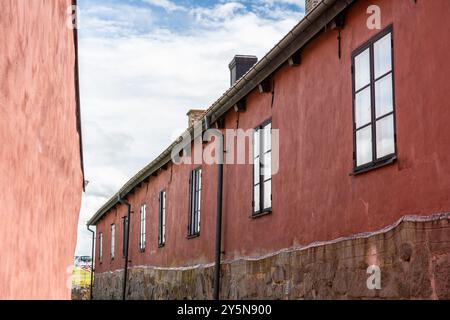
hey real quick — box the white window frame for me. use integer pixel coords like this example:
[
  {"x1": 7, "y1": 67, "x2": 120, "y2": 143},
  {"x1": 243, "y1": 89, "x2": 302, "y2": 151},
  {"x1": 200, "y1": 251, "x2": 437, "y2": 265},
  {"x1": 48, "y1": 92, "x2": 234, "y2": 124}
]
[
  {"x1": 158, "y1": 190, "x2": 166, "y2": 247},
  {"x1": 188, "y1": 168, "x2": 202, "y2": 237},
  {"x1": 253, "y1": 120, "x2": 272, "y2": 215},
  {"x1": 99, "y1": 233, "x2": 103, "y2": 264},
  {"x1": 139, "y1": 204, "x2": 146, "y2": 251},
  {"x1": 110, "y1": 224, "x2": 115, "y2": 259},
  {"x1": 122, "y1": 216, "x2": 128, "y2": 257}
]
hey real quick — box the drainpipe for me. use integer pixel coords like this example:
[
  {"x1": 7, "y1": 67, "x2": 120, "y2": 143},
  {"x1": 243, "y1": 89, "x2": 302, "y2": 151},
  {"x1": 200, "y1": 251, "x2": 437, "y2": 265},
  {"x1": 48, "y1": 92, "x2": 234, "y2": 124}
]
[
  {"x1": 213, "y1": 132, "x2": 224, "y2": 300},
  {"x1": 87, "y1": 225, "x2": 95, "y2": 300},
  {"x1": 118, "y1": 196, "x2": 132, "y2": 301}
]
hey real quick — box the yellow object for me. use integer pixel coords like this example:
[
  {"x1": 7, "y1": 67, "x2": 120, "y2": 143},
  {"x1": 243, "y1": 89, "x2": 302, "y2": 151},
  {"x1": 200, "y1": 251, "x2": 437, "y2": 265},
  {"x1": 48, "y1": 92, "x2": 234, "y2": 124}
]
[{"x1": 72, "y1": 267, "x2": 92, "y2": 288}]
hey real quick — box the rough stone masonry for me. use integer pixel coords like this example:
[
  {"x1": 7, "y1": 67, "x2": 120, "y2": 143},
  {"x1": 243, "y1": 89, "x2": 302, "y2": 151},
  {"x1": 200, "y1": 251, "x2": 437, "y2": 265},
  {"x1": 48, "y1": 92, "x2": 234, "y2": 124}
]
[{"x1": 93, "y1": 214, "x2": 450, "y2": 300}]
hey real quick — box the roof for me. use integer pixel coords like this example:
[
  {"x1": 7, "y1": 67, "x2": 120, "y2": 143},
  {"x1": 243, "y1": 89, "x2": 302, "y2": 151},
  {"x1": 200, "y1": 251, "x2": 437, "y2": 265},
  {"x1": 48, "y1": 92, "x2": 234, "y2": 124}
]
[{"x1": 87, "y1": 0, "x2": 354, "y2": 226}]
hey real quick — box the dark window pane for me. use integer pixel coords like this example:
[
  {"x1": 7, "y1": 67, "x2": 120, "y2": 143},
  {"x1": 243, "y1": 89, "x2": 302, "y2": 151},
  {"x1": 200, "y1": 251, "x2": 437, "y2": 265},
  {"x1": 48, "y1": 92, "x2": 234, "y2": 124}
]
[
  {"x1": 254, "y1": 185, "x2": 260, "y2": 212},
  {"x1": 376, "y1": 114, "x2": 395, "y2": 158},
  {"x1": 253, "y1": 156, "x2": 260, "y2": 185},
  {"x1": 262, "y1": 123, "x2": 271, "y2": 152},
  {"x1": 355, "y1": 48, "x2": 370, "y2": 91},
  {"x1": 374, "y1": 33, "x2": 392, "y2": 78},
  {"x1": 111, "y1": 225, "x2": 115, "y2": 258},
  {"x1": 159, "y1": 192, "x2": 166, "y2": 245},
  {"x1": 375, "y1": 73, "x2": 393, "y2": 118},
  {"x1": 262, "y1": 151, "x2": 271, "y2": 179},
  {"x1": 263, "y1": 180, "x2": 271, "y2": 209},
  {"x1": 355, "y1": 87, "x2": 372, "y2": 128},
  {"x1": 356, "y1": 126, "x2": 373, "y2": 166},
  {"x1": 253, "y1": 129, "x2": 259, "y2": 156}
]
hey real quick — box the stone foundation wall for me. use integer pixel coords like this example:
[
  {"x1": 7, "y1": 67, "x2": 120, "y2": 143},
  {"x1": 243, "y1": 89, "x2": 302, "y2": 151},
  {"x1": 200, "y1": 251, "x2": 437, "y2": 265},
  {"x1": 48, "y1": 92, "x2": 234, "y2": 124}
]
[
  {"x1": 93, "y1": 214, "x2": 450, "y2": 300},
  {"x1": 71, "y1": 287, "x2": 91, "y2": 300}
]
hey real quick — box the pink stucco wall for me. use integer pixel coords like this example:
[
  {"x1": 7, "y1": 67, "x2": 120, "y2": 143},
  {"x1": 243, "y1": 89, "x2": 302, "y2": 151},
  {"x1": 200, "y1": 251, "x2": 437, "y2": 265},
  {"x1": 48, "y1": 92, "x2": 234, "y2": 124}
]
[{"x1": 0, "y1": 0, "x2": 83, "y2": 299}]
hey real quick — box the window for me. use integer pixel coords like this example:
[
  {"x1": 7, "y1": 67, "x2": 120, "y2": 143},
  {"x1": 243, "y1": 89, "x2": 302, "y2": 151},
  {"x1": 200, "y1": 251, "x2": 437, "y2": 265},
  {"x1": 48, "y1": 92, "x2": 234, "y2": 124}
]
[
  {"x1": 110, "y1": 224, "x2": 115, "y2": 259},
  {"x1": 188, "y1": 168, "x2": 202, "y2": 237},
  {"x1": 139, "y1": 204, "x2": 146, "y2": 251},
  {"x1": 352, "y1": 27, "x2": 396, "y2": 173},
  {"x1": 158, "y1": 190, "x2": 166, "y2": 247},
  {"x1": 122, "y1": 216, "x2": 128, "y2": 257},
  {"x1": 99, "y1": 233, "x2": 103, "y2": 264},
  {"x1": 253, "y1": 120, "x2": 272, "y2": 215}
]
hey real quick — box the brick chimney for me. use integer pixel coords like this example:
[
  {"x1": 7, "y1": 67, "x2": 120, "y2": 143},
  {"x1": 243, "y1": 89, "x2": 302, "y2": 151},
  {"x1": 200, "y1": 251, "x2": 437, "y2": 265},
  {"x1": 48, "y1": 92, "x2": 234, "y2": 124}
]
[
  {"x1": 229, "y1": 55, "x2": 258, "y2": 86},
  {"x1": 187, "y1": 109, "x2": 205, "y2": 127},
  {"x1": 305, "y1": 0, "x2": 320, "y2": 14}
]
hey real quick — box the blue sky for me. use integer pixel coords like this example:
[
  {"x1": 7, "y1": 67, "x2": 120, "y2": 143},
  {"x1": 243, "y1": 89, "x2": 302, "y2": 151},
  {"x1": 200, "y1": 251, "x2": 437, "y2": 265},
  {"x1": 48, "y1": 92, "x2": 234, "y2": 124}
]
[
  {"x1": 77, "y1": 0, "x2": 304, "y2": 36},
  {"x1": 75, "y1": 0, "x2": 305, "y2": 256}
]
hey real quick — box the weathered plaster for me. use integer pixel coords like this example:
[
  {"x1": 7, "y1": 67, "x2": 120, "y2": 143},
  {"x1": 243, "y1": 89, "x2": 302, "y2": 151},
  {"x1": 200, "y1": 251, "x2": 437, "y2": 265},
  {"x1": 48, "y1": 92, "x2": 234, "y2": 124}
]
[{"x1": 0, "y1": 0, "x2": 83, "y2": 299}]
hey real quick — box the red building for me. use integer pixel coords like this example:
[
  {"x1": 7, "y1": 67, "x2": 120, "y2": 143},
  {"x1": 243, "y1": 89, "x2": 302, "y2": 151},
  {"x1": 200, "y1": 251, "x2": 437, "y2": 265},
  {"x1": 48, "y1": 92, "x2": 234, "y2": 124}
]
[
  {"x1": 89, "y1": 0, "x2": 450, "y2": 300},
  {"x1": 0, "y1": 0, "x2": 84, "y2": 299}
]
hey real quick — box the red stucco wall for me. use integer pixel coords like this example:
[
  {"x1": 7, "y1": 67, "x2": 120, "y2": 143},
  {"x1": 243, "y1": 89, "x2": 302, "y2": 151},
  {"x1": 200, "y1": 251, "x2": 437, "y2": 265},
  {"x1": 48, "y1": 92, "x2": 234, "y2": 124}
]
[
  {"x1": 94, "y1": 0, "x2": 450, "y2": 273},
  {"x1": 96, "y1": 145, "x2": 218, "y2": 272},
  {"x1": 0, "y1": 0, "x2": 83, "y2": 299}
]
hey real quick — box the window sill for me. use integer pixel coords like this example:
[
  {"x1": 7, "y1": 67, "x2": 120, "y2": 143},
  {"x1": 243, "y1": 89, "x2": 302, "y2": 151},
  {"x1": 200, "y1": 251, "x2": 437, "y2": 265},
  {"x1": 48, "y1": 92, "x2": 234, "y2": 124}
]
[
  {"x1": 139, "y1": 248, "x2": 145, "y2": 253},
  {"x1": 251, "y1": 209, "x2": 272, "y2": 219},
  {"x1": 351, "y1": 155, "x2": 397, "y2": 176},
  {"x1": 187, "y1": 233, "x2": 200, "y2": 240},
  {"x1": 158, "y1": 243, "x2": 165, "y2": 248}
]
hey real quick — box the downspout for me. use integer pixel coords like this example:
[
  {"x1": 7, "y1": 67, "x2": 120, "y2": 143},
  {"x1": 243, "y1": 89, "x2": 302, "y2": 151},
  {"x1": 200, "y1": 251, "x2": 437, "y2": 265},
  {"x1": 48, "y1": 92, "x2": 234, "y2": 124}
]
[
  {"x1": 213, "y1": 132, "x2": 224, "y2": 300},
  {"x1": 87, "y1": 225, "x2": 95, "y2": 300},
  {"x1": 118, "y1": 196, "x2": 132, "y2": 301}
]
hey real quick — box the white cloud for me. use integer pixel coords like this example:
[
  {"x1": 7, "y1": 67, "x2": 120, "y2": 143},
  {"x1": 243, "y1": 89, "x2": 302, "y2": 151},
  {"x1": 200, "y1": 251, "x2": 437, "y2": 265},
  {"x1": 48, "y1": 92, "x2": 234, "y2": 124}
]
[
  {"x1": 262, "y1": 0, "x2": 305, "y2": 8},
  {"x1": 78, "y1": 4, "x2": 155, "y2": 36},
  {"x1": 143, "y1": 0, "x2": 186, "y2": 12},
  {"x1": 190, "y1": 2, "x2": 246, "y2": 24},
  {"x1": 75, "y1": 0, "x2": 303, "y2": 256}
]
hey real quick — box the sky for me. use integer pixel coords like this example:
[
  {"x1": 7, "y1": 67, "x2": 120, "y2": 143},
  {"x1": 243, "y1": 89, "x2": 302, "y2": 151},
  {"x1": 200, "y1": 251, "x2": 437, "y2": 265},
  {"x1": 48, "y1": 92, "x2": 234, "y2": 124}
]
[{"x1": 75, "y1": 0, "x2": 305, "y2": 256}]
